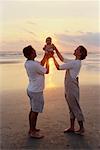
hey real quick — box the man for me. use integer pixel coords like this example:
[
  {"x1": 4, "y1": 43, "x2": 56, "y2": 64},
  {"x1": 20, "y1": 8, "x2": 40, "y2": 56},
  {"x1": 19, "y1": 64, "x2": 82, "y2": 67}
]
[{"x1": 23, "y1": 45, "x2": 51, "y2": 139}]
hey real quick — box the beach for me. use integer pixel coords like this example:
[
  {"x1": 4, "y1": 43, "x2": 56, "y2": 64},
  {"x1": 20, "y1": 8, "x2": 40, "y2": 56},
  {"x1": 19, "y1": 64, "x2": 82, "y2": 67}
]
[
  {"x1": 0, "y1": 86, "x2": 100, "y2": 150},
  {"x1": 0, "y1": 52, "x2": 100, "y2": 149},
  {"x1": 0, "y1": 0, "x2": 100, "y2": 148}
]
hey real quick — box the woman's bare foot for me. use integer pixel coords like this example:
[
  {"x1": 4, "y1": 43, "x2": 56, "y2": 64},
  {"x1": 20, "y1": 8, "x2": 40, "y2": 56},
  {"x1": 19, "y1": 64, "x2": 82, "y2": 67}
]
[
  {"x1": 75, "y1": 128, "x2": 85, "y2": 135},
  {"x1": 64, "y1": 128, "x2": 75, "y2": 133}
]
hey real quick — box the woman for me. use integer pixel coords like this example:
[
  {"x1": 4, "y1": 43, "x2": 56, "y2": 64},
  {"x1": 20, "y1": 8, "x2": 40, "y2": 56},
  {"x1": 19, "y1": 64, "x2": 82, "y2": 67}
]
[{"x1": 52, "y1": 45, "x2": 87, "y2": 135}]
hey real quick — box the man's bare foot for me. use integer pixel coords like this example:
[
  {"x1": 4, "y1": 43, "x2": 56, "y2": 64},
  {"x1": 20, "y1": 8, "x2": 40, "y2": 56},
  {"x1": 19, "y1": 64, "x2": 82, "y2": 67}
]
[
  {"x1": 64, "y1": 128, "x2": 75, "y2": 133},
  {"x1": 30, "y1": 132, "x2": 44, "y2": 139},
  {"x1": 28, "y1": 128, "x2": 40, "y2": 134},
  {"x1": 35, "y1": 128, "x2": 40, "y2": 132}
]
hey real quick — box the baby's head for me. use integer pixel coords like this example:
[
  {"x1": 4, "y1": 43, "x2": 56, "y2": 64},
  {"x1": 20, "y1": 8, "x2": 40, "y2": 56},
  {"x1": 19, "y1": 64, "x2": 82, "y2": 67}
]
[
  {"x1": 46, "y1": 37, "x2": 52, "y2": 45},
  {"x1": 74, "y1": 45, "x2": 87, "y2": 60}
]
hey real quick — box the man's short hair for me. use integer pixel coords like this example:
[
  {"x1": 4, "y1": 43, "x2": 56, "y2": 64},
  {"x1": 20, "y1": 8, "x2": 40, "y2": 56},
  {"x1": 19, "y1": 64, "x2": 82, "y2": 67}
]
[{"x1": 23, "y1": 45, "x2": 34, "y2": 59}]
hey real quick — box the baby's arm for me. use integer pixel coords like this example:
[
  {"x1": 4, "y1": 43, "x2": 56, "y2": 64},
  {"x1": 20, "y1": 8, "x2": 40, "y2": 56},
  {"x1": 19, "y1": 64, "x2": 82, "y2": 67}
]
[
  {"x1": 43, "y1": 45, "x2": 46, "y2": 51},
  {"x1": 52, "y1": 44, "x2": 57, "y2": 50}
]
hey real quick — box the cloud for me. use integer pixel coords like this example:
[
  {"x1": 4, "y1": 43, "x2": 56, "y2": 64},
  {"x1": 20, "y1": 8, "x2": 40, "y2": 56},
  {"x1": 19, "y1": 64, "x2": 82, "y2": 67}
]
[
  {"x1": 21, "y1": 28, "x2": 36, "y2": 36},
  {"x1": 26, "y1": 21, "x2": 37, "y2": 26},
  {"x1": 0, "y1": 39, "x2": 43, "y2": 52},
  {"x1": 55, "y1": 32, "x2": 100, "y2": 47},
  {"x1": 0, "y1": 40, "x2": 29, "y2": 51}
]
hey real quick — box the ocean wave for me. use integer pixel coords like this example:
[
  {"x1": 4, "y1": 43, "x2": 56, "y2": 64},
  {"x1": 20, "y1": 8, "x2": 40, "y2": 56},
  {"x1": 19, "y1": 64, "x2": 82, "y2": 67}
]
[
  {"x1": 0, "y1": 61, "x2": 22, "y2": 64},
  {"x1": 0, "y1": 51, "x2": 100, "y2": 72}
]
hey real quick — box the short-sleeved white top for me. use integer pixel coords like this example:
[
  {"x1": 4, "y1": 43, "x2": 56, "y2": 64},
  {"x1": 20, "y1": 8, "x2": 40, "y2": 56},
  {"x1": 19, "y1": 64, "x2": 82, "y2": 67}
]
[
  {"x1": 25, "y1": 60, "x2": 47, "y2": 92},
  {"x1": 59, "y1": 58, "x2": 81, "y2": 79}
]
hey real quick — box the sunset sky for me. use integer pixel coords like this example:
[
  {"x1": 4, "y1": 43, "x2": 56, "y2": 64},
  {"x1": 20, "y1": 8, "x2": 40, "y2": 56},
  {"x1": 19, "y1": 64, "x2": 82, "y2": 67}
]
[{"x1": 0, "y1": 0, "x2": 99, "y2": 52}]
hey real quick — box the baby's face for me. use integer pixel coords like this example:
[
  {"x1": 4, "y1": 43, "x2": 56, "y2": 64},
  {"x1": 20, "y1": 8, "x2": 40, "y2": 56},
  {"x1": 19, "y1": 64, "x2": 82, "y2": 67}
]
[{"x1": 46, "y1": 38, "x2": 52, "y2": 45}]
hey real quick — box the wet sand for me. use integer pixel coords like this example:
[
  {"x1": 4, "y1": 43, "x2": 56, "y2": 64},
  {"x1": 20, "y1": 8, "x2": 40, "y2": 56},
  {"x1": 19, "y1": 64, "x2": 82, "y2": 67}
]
[{"x1": 0, "y1": 85, "x2": 100, "y2": 150}]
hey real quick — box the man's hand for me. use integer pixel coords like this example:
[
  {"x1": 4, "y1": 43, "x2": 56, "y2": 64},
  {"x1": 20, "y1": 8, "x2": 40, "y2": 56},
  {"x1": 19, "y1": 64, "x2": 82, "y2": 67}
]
[
  {"x1": 41, "y1": 51, "x2": 54, "y2": 66},
  {"x1": 52, "y1": 55, "x2": 59, "y2": 70},
  {"x1": 47, "y1": 51, "x2": 54, "y2": 59}
]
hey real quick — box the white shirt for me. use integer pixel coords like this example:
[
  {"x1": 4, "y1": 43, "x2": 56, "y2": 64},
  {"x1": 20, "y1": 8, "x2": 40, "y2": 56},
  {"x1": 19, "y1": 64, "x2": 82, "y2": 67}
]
[
  {"x1": 59, "y1": 58, "x2": 81, "y2": 79},
  {"x1": 25, "y1": 60, "x2": 47, "y2": 92}
]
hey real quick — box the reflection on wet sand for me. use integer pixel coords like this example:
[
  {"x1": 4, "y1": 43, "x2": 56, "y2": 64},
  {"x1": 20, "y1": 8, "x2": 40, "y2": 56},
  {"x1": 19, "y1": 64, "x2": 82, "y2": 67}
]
[{"x1": 0, "y1": 58, "x2": 99, "y2": 91}]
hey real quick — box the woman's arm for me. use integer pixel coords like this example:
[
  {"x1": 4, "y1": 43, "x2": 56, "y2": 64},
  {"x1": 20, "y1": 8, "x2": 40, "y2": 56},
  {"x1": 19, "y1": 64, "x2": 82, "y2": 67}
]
[
  {"x1": 52, "y1": 56, "x2": 59, "y2": 70},
  {"x1": 54, "y1": 47, "x2": 64, "y2": 62}
]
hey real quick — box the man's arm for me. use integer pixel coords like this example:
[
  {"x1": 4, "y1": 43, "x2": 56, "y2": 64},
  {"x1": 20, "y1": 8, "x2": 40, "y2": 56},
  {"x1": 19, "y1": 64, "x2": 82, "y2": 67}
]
[
  {"x1": 45, "y1": 52, "x2": 55, "y2": 74},
  {"x1": 52, "y1": 56, "x2": 59, "y2": 70},
  {"x1": 41, "y1": 51, "x2": 54, "y2": 66},
  {"x1": 40, "y1": 53, "x2": 47, "y2": 66},
  {"x1": 45, "y1": 59, "x2": 49, "y2": 74}
]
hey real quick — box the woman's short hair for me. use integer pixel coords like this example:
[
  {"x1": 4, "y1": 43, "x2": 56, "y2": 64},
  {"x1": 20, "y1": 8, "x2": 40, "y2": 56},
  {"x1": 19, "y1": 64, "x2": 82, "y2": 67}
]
[
  {"x1": 79, "y1": 46, "x2": 87, "y2": 60},
  {"x1": 23, "y1": 45, "x2": 34, "y2": 59}
]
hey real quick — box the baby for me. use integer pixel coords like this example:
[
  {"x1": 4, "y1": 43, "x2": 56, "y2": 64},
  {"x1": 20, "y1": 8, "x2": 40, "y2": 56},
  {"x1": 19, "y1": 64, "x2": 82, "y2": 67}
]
[{"x1": 43, "y1": 37, "x2": 56, "y2": 54}]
